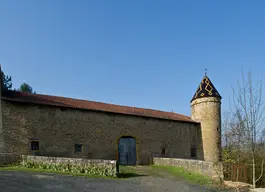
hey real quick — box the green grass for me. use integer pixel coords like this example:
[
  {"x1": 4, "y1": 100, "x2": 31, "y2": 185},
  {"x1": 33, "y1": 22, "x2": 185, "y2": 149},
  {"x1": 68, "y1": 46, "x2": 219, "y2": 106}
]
[
  {"x1": 150, "y1": 165, "x2": 232, "y2": 190},
  {"x1": 0, "y1": 165, "x2": 116, "y2": 179},
  {"x1": 118, "y1": 165, "x2": 219, "y2": 186},
  {"x1": 117, "y1": 166, "x2": 147, "y2": 178},
  {"x1": 118, "y1": 165, "x2": 136, "y2": 174},
  {"x1": 151, "y1": 165, "x2": 215, "y2": 186},
  {"x1": 118, "y1": 165, "x2": 217, "y2": 187}
]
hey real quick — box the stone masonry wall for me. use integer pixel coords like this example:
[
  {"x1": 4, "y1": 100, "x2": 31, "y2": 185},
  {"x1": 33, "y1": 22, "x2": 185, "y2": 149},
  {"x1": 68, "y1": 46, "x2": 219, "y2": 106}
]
[
  {"x1": 22, "y1": 155, "x2": 116, "y2": 166},
  {"x1": 0, "y1": 153, "x2": 21, "y2": 166},
  {"x1": 22, "y1": 155, "x2": 117, "y2": 176},
  {"x1": 153, "y1": 157, "x2": 224, "y2": 181},
  {"x1": 2, "y1": 100, "x2": 203, "y2": 165},
  {"x1": 191, "y1": 97, "x2": 222, "y2": 163}
]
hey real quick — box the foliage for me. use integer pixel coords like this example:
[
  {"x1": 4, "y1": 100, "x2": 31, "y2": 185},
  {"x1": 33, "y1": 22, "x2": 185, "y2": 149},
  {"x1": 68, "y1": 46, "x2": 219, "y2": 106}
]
[
  {"x1": 0, "y1": 68, "x2": 35, "y2": 93},
  {"x1": 222, "y1": 148, "x2": 237, "y2": 164},
  {"x1": 18, "y1": 83, "x2": 36, "y2": 94},
  {"x1": 19, "y1": 159, "x2": 116, "y2": 178},
  {"x1": 222, "y1": 146, "x2": 265, "y2": 187},
  {"x1": 1, "y1": 71, "x2": 12, "y2": 90}
]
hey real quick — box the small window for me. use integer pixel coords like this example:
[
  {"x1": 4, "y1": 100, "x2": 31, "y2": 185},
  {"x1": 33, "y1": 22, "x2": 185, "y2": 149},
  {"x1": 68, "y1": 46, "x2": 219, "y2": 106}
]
[
  {"x1": 30, "y1": 140, "x2": 39, "y2": 151},
  {"x1": 162, "y1": 148, "x2": 166, "y2": 156},
  {"x1": 75, "y1": 144, "x2": 82, "y2": 152},
  {"x1": 191, "y1": 145, "x2": 197, "y2": 159},
  {"x1": 60, "y1": 107, "x2": 66, "y2": 111}
]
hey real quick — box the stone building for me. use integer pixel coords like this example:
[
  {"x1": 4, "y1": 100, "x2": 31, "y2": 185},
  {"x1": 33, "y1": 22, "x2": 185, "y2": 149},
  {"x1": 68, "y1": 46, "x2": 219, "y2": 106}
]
[{"x1": 0, "y1": 70, "x2": 222, "y2": 165}]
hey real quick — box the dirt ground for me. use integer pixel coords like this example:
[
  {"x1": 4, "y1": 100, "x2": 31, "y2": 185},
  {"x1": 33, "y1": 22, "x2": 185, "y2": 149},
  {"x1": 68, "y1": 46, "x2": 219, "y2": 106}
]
[{"x1": 0, "y1": 167, "x2": 236, "y2": 192}]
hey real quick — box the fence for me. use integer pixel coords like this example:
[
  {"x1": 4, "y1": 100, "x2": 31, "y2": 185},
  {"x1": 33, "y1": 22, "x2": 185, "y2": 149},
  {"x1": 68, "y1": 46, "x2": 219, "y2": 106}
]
[
  {"x1": 223, "y1": 163, "x2": 248, "y2": 183},
  {"x1": 223, "y1": 162, "x2": 265, "y2": 188}
]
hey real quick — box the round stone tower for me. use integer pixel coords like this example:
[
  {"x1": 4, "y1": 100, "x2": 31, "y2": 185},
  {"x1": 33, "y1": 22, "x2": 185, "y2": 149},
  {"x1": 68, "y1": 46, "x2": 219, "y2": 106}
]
[{"x1": 191, "y1": 74, "x2": 222, "y2": 163}]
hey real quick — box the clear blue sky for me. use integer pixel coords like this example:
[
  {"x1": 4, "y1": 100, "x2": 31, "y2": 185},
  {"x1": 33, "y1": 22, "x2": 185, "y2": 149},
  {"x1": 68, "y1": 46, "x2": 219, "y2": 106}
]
[{"x1": 1, "y1": 0, "x2": 265, "y2": 116}]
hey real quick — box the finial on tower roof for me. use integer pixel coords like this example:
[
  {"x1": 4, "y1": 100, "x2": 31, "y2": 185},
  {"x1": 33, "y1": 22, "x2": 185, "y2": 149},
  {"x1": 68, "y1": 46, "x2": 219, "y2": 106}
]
[{"x1": 205, "y1": 68, "x2": 207, "y2": 76}]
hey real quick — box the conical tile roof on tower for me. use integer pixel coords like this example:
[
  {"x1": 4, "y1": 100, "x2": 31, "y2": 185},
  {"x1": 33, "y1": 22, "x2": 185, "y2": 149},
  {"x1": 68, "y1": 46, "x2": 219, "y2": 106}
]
[{"x1": 191, "y1": 74, "x2": 221, "y2": 102}]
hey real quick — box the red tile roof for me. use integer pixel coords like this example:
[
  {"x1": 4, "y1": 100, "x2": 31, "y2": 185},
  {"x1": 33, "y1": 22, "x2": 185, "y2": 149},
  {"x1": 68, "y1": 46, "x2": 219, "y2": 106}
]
[{"x1": 2, "y1": 90, "x2": 198, "y2": 123}]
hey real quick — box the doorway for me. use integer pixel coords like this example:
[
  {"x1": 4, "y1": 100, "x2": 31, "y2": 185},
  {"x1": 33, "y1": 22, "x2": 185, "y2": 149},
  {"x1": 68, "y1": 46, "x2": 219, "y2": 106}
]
[{"x1": 118, "y1": 136, "x2": 136, "y2": 165}]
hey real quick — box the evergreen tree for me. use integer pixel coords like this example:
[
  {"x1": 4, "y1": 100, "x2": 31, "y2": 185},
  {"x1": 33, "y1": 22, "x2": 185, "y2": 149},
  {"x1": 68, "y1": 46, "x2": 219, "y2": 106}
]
[
  {"x1": 19, "y1": 83, "x2": 36, "y2": 94},
  {"x1": 1, "y1": 71, "x2": 12, "y2": 90}
]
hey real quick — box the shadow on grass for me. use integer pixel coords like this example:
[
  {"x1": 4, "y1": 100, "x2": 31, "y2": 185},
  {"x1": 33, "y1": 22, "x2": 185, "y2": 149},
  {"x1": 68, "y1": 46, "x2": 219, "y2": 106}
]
[
  {"x1": 117, "y1": 165, "x2": 148, "y2": 178},
  {"x1": 117, "y1": 172, "x2": 147, "y2": 178}
]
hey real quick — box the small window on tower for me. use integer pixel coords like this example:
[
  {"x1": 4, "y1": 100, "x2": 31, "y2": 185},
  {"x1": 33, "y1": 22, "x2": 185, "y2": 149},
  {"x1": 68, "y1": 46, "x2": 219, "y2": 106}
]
[
  {"x1": 30, "y1": 140, "x2": 39, "y2": 151},
  {"x1": 191, "y1": 145, "x2": 197, "y2": 159}
]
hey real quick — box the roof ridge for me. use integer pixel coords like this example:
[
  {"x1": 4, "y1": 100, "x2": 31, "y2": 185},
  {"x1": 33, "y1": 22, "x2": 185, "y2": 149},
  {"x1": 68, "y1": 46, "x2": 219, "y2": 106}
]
[
  {"x1": 7, "y1": 90, "x2": 191, "y2": 118},
  {"x1": 3, "y1": 90, "x2": 196, "y2": 123}
]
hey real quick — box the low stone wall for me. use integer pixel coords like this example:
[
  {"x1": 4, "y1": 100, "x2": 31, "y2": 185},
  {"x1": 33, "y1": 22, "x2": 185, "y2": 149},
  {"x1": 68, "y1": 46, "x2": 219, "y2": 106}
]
[
  {"x1": 153, "y1": 157, "x2": 224, "y2": 181},
  {"x1": 0, "y1": 153, "x2": 21, "y2": 166},
  {"x1": 22, "y1": 155, "x2": 116, "y2": 167},
  {"x1": 21, "y1": 155, "x2": 117, "y2": 177}
]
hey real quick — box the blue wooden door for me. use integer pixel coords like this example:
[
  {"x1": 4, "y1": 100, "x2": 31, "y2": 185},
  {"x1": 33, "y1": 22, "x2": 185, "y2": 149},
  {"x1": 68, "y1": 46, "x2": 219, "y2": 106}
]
[{"x1": 118, "y1": 137, "x2": 136, "y2": 165}]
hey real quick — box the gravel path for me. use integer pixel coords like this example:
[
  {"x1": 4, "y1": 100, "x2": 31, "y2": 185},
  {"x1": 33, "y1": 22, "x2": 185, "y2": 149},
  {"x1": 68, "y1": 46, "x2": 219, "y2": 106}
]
[{"x1": 0, "y1": 170, "x2": 232, "y2": 192}]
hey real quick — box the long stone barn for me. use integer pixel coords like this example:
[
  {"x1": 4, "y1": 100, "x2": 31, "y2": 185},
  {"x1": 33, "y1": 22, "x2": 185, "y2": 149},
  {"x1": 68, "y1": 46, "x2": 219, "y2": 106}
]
[{"x1": 0, "y1": 72, "x2": 222, "y2": 165}]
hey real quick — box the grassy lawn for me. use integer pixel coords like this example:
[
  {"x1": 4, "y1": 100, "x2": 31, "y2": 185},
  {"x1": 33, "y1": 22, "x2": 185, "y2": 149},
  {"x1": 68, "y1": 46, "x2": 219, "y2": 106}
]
[
  {"x1": 118, "y1": 165, "x2": 229, "y2": 190},
  {"x1": 150, "y1": 165, "x2": 230, "y2": 190},
  {"x1": 118, "y1": 165, "x2": 215, "y2": 185},
  {"x1": 151, "y1": 165, "x2": 214, "y2": 185}
]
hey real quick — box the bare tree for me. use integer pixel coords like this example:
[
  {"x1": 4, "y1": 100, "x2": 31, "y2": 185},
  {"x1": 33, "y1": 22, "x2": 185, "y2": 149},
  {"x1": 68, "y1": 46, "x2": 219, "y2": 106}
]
[
  {"x1": 222, "y1": 111, "x2": 248, "y2": 181},
  {"x1": 232, "y1": 70, "x2": 265, "y2": 188},
  {"x1": 222, "y1": 112, "x2": 232, "y2": 149}
]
